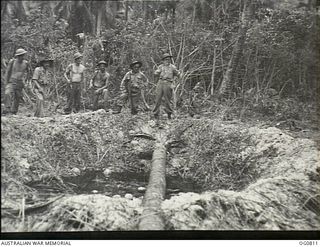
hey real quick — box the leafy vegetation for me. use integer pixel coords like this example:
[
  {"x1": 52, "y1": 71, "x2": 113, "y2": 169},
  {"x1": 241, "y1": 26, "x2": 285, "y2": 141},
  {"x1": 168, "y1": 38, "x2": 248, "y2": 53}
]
[
  {"x1": 1, "y1": 0, "x2": 319, "y2": 117},
  {"x1": 168, "y1": 119, "x2": 259, "y2": 192},
  {"x1": 1, "y1": 0, "x2": 319, "y2": 232}
]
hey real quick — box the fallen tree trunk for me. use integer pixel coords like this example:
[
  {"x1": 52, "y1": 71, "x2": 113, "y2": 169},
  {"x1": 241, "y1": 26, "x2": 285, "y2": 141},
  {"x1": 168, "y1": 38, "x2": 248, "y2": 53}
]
[{"x1": 138, "y1": 142, "x2": 167, "y2": 230}]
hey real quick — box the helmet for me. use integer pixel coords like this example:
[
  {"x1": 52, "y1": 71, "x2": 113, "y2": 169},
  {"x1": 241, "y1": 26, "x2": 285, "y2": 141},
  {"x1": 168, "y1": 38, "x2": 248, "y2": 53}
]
[
  {"x1": 15, "y1": 48, "x2": 27, "y2": 56},
  {"x1": 97, "y1": 60, "x2": 108, "y2": 66},
  {"x1": 130, "y1": 60, "x2": 142, "y2": 69},
  {"x1": 162, "y1": 53, "x2": 172, "y2": 60},
  {"x1": 39, "y1": 57, "x2": 54, "y2": 66},
  {"x1": 74, "y1": 52, "x2": 83, "y2": 60}
]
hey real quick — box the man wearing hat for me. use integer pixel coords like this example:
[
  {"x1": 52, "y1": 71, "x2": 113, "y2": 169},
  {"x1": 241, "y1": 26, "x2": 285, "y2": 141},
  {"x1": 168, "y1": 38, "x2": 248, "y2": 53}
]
[
  {"x1": 116, "y1": 60, "x2": 149, "y2": 115},
  {"x1": 152, "y1": 53, "x2": 180, "y2": 120},
  {"x1": 88, "y1": 60, "x2": 110, "y2": 111},
  {"x1": 3, "y1": 48, "x2": 30, "y2": 115},
  {"x1": 32, "y1": 57, "x2": 54, "y2": 117},
  {"x1": 64, "y1": 52, "x2": 86, "y2": 114}
]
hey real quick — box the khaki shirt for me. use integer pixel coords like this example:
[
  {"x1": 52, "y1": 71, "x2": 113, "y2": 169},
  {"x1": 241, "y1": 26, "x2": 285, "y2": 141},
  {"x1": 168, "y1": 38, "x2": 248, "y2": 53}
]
[
  {"x1": 92, "y1": 70, "x2": 110, "y2": 88},
  {"x1": 120, "y1": 71, "x2": 148, "y2": 92},
  {"x1": 32, "y1": 67, "x2": 50, "y2": 86},
  {"x1": 66, "y1": 63, "x2": 85, "y2": 83},
  {"x1": 154, "y1": 64, "x2": 179, "y2": 81}
]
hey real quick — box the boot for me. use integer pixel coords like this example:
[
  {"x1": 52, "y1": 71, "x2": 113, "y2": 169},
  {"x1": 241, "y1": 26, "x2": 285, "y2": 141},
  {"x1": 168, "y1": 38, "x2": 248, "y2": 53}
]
[
  {"x1": 113, "y1": 106, "x2": 122, "y2": 114},
  {"x1": 131, "y1": 110, "x2": 138, "y2": 115},
  {"x1": 1, "y1": 109, "x2": 11, "y2": 116},
  {"x1": 64, "y1": 108, "x2": 71, "y2": 115}
]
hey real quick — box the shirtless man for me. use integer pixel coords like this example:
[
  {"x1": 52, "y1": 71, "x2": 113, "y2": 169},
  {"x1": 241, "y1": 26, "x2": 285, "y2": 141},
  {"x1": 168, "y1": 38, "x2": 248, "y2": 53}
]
[
  {"x1": 64, "y1": 52, "x2": 86, "y2": 114},
  {"x1": 3, "y1": 48, "x2": 30, "y2": 115},
  {"x1": 88, "y1": 60, "x2": 110, "y2": 111}
]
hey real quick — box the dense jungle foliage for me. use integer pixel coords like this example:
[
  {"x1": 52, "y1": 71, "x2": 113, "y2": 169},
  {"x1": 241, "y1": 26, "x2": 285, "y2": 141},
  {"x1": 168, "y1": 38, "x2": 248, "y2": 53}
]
[
  {"x1": 1, "y1": 0, "x2": 319, "y2": 121},
  {"x1": 2, "y1": 1, "x2": 320, "y2": 233}
]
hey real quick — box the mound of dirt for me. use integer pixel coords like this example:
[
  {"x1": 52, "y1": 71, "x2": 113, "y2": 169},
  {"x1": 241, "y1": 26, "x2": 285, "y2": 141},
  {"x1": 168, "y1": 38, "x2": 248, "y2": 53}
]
[
  {"x1": 166, "y1": 119, "x2": 259, "y2": 191},
  {"x1": 2, "y1": 194, "x2": 143, "y2": 232},
  {"x1": 1, "y1": 111, "x2": 319, "y2": 231},
  {"x1": 1, "y1": 110, "x2": 155, "y2": 190},
  {"x1": 162, "y1": 127, "x2": 320, "y2": 230}
]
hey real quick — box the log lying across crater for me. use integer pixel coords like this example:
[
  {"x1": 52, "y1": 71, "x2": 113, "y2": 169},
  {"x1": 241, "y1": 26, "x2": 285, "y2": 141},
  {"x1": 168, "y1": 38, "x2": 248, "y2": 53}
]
[{"x1": 1, "y1": 110, "x2": 319, "y2": 231}]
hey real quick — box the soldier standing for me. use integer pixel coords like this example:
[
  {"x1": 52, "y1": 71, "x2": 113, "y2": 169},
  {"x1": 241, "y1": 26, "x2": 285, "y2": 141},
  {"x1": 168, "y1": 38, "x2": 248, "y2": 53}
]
[
  {"x1": 64, "y1": 52, "x2": 86, "y2": 114},
  {"x1": 152, "y1": 53, "x2": 180, "y2": 120},
  {"x1": 116, "y1": 61, "x2": 149, "y2": 115},
  {"x1": 88, "y1": 60, "x2": 110, "y2": 111},
  {"x1": 32, "y1": 57, "x2": 54, "y2": 117},
  {"x1": 3, "y1": 48, "x2": 30, "y2": 115}
]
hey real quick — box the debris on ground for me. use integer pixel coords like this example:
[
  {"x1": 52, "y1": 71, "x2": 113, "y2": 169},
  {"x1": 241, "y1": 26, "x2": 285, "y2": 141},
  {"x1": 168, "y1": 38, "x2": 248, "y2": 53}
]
[{"x1": 1, "y1": 111, "x2": 319, "y2": 231}]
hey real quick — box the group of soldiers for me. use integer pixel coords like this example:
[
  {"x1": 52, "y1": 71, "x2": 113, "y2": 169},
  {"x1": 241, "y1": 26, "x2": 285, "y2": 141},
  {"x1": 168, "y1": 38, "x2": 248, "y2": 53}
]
[{"x1": 3, "y1": 48, "x2": 180, "y2": 120}]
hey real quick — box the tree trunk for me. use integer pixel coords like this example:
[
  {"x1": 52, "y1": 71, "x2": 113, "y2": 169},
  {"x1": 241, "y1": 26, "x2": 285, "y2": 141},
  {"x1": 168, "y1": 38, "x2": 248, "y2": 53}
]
[
  {"x1": 125, "y1": 0, "x2": 128, "y2": 22},
  {"x1": 219, "y1": 53, "x2": 233, "y2": 96},
  {"x1": 143, "y1": 1, "x2": 147, "y2": 27},
  {"x1": 96, "y1": 6, "x2": 103, "y2": 37},
  {"x1": 172, "y1": 4, "x2": 175, "y2": 27},
  {"x1": 81, "y1": 1, "x2": 95, "y2": 35},
  {"x1": 138, "y1": 142, "x2": 167, "y2": 230},
  {"x1": 210, "y1": 0, "x2": 217, "y2": 95},
  {"x1": 16, "y1": 1, "x2": 27, "y2": 21},
  {"x1": 219, "y1": 0, "x2": 251, "y2": 97},
  {"x1": 210, "y1": 44, "x2": 217, "y2": 95},
  {"x1": 1, "y1": 1, "x2": 8, "y2": 18},
  {"x1": 192, "y1": 4, "x2": 196, "y2": 26}
]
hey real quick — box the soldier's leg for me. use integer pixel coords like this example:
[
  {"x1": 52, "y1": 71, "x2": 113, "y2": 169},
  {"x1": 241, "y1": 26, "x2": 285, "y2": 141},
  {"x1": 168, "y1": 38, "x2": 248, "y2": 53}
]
[
  {"x1": 34, "y1": 89, "x2": 44, "y2": 117},
  {"x1": 92, "y1": 91, "x2": 99, "y2": 111},
  {"x1": 3, "y1": 83, "x2": 14, "y2": 114},
  {"x1": 64, "y1": 84, "x2": 73, "y2": 113},
  {"x1": 163, "y1": 82, "x2": 173, "y2": 118},
  {"x1": 74, "y1": 84, "x2": 81, "y2": 112},
  {"x1": 114, "y1": 91, "x2": 127, "y2": 113},
  {"x1": 130, "y1": 94, "x2": 139, "y2": 115},
  {"x1": 12, "y1": 84, "x2": 23, "y2": 114},
  {"x1": 102, "y1": 89, "x2": 110, "y2": 110},
  {"x1": 152, "y1": 81, "x2": 164, "y2": 118}
]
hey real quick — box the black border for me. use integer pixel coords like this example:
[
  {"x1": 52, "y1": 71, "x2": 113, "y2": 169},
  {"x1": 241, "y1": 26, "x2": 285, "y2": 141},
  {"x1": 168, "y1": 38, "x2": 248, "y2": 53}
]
[
  {"x1": 1, "y1": 231, "x2": 319, "y2": 240},
  {"x1": 1, "y1": 0, "x2": 320, "y2": 243}
]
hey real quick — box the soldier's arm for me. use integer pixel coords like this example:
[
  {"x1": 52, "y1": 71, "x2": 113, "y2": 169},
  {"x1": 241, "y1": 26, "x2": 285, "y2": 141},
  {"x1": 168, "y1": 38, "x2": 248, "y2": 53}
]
[
  {"x1": 154, "y1": 65, "x2": 162, "y2": 83},
  {"x1": 140, "y1": 72, "x2": 150, "y2": 90},
  {"x1": 26, "y1": 61, "x2": 33, "y2": 81},
  {"x1": 140, "y1": 72, "x2": 150, "y2": 109},
  {"x1": 64, "y1": 64, "x2": 71, "y2": 82},
  {"x1": 4, "y1": 59, "x2": 14, "y2": 84},
  {"x1": 80, "y1": 66, "x2": 86, "y2": 83},
  {"x1": 80, "y1": 67, "x2": 86, "y2": 91},
  {"x1": 141, "y1": 72, "x2": 149, "y2": 85},
  {"x1": 172, "y1": 64, "x2": 180, "y2": 78},
  {"x1": 33, "y1": 80, "x2": 42, "y2": 91},
  {"x1": 120, "y1": 73, "x2": 130, "y2": 92},
  {"x1": 89, "y1": 70, "x2": 97, "y2": 89}
]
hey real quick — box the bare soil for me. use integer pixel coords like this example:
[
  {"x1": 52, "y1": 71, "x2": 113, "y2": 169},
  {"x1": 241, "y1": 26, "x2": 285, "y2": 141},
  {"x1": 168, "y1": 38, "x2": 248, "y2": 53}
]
[{"x1": 1, "y1": 109, "x2": 319, "y2": 231}]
